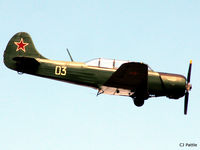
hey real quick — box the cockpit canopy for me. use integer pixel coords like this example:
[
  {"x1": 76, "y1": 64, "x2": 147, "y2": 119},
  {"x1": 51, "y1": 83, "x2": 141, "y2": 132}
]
[
  {"x1": 86, "y1": 58, "x2": 153, "y2": 70},
  {"x1": 85, "y1": 58, "x2": 129, "y2": 69}
]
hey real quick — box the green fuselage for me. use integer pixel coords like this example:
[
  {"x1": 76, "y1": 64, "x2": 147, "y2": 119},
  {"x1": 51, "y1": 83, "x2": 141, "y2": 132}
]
[
  {"x1": 24, "y1": 58, "x2": 186, "y2": 100},
  {"x1": 3, "y1": 32, "x2": 191, "y2": 113}
]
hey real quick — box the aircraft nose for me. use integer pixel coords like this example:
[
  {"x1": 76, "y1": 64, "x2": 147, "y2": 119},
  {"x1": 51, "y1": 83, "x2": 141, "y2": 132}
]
[{"x1": 159, "y1": 73, "x2": 186, "y2": 99}]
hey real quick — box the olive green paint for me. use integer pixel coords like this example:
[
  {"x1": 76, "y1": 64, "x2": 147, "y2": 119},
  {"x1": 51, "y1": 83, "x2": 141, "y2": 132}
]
[{"x1": 4, "y1": 32, "x2": 187, "y2": 103}]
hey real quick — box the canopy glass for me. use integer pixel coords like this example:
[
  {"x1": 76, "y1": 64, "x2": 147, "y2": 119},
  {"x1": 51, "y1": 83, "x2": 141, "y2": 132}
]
[
  {"x1": 86, "y1": 58, "x2": 129, "y2": 69},
  {"x1": 86, "y1": 58, "x2": 153, "y2": 71}
]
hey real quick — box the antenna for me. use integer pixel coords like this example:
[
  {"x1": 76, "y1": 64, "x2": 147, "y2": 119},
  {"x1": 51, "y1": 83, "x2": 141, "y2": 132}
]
[{"x1": 66, "y1": 48, "x2": 74, "y2": 62}]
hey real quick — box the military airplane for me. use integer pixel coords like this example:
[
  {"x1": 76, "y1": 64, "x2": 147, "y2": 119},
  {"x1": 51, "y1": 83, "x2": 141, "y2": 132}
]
[{"x1": 4, "y1": 32, "x2": 192, "y2": 114}]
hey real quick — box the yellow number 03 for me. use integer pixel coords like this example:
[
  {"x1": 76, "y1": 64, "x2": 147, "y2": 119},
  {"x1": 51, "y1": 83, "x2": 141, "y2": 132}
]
[{"x1": 55, "y1": 66, "x2": 67, "y2": 76}]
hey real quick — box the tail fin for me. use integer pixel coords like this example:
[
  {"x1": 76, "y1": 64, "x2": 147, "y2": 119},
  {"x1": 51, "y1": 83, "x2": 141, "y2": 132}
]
[{"x1": 4, "y1": 32, "x2": 46, "y2": 71}]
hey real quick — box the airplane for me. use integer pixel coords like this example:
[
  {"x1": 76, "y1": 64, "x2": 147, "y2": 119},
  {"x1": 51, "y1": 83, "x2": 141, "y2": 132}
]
[{"x1": 3, "y1": 32, "x2": 192, "y2": 115}]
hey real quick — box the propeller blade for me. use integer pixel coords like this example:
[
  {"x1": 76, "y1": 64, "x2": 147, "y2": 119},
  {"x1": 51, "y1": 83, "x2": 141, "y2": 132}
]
[
  {"x1": 184, "y1": 60, "x2": 192, "y2": 115},
  {"x1": 187, "y1": 60, "x2": 192, "y2": 83},
  {"x1": 184, "y1": 91, "x2": 189, "y2": 115}
]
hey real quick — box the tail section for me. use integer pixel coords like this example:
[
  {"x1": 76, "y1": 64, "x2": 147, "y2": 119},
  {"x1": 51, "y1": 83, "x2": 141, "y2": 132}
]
[{"x1": 4, "y1": 32, "x2": 46, "y2": 72}]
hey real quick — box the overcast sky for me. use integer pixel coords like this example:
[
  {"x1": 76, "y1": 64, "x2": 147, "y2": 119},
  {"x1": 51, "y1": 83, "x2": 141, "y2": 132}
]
[{"x1": 0, "y1": 0, "x2": 200, "y2": 150}]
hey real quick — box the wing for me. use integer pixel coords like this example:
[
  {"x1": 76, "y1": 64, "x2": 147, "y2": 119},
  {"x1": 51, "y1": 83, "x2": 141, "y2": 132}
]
[{"x1": 101, "y1": 62, "x2": 148, "y2": 96}]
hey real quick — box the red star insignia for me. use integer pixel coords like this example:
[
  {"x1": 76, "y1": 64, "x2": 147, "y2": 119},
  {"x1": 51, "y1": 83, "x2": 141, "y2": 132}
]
[{"x1": 14, "y1": 38, "x2": 29, "y2": 52}]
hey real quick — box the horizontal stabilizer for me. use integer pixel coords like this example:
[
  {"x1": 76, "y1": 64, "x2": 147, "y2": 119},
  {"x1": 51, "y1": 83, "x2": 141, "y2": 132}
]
[
  {"x1": 12, "y1": 57, "x2": 40, "y2": 73},
  {"x1": 13, "y1": 57, "x2": 39, "y2": 65}
]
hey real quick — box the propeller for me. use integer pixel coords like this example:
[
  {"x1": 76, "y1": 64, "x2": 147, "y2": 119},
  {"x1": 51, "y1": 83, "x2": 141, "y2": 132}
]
[{"x1": 184, "y1": 60, "x2": 192, "y2": 115}]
